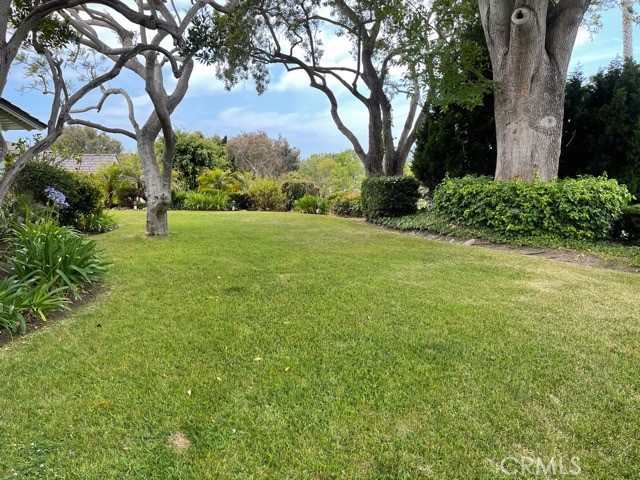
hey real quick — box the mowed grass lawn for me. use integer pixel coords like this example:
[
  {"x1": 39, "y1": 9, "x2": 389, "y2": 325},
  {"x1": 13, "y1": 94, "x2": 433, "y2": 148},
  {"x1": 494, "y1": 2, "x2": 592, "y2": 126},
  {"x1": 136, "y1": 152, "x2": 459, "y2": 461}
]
[{"x1": 1, "y1": 211, "x2": 639, "y2": 479}]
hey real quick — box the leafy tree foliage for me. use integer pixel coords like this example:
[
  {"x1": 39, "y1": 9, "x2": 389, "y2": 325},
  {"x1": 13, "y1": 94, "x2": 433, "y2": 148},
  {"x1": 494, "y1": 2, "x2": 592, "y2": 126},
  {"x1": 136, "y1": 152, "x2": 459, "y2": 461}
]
[
  {"x1": 294, "y1": 150, "x2": 365, "y2": 196},
  {"x1": 53, "y1": 126, "x2": 123, "y2": 156},
  {"x1": 186, "y1": 0, "x2": 480, "y2": 176},
  {"x1": 156, "y1": 131, "x2": 229, "y2": 190},
  {"x1": 227, "y1": 131, "x2": 299, "y2": 177},
  {"x1": 560, "y1": 59, "x2": 640, "y2": 197},
  {"x1": 411, "y1": 17, "x2": 495, "y2": 191}
]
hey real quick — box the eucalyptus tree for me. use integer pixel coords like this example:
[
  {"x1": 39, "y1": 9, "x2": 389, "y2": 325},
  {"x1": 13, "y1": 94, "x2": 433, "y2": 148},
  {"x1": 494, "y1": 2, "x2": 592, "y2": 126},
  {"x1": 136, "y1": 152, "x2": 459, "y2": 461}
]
[
  {"x1": 621, "y1": 0, "x2": 634, "y2": 59},
  {"x1": 187, "y1": 0, "x2": 467, "y2": 177},
  {"x1": 0, "y1": 42, "x2": 169, "y2": 205},
  {"x1": 61, "y1": 0, "x2": 239, "y2": 235},
  {"x1": 0, "y1": 0, "x2": 176, "y2": 167}
]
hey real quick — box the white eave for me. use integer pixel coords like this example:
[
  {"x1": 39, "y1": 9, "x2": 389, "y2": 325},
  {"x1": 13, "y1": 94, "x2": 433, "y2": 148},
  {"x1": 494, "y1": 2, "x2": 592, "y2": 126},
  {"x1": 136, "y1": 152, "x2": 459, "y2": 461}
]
[{"x1": 0, "y1": 98, "x2": 47, "y2": 131}]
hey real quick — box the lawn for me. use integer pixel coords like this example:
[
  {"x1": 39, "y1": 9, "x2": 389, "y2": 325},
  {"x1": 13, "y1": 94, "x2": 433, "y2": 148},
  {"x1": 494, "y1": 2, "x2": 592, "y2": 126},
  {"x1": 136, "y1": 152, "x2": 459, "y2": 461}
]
[{"x1": 0, "y1": 210, "x2": 638, "y2": 479}]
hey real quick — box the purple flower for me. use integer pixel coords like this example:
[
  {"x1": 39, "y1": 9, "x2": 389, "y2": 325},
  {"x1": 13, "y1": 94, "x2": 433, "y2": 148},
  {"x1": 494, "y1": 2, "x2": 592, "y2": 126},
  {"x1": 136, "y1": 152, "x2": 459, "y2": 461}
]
[{"x1": 44, "y1": 187, "x2": 69, "y2": 208}]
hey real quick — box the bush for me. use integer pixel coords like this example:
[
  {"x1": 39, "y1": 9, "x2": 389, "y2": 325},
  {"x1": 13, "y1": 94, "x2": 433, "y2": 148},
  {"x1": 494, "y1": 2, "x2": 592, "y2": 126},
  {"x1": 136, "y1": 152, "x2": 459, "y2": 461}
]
[
  {"x1": 433, "y1": 175, "x2": 631, "y2": 240},
  {"x1": 361, "y1": 176, "x2": 420, "y2": 220},
  {"x1": 75, "y1": 211, "x2": 117, "y2": 234},
  {"x1": 0, "y1": 276, "x2": 69, "y2": 334},
  {"x1": 293, "y1": 195, "x2": 329, "y2": 214},
  {"x1": 171, "y1": 190, "x2": 188, "y2": 210},
  {"x1": 281, "y1": 180, "x2": 319, "y2": 210},
  {"x1": 2, "y1": 219, "x2": 108, "y2": 297},
  {"x1": 182, "y1": 190, "x2": 229, "y2": 211},
  {"x1": 615, "y1": 204, "x2": 640, "y2": 242},
  {"x1": 248, "y1": 178, "x2": 286, "y2": 211},
  {"x1": 13, "y1": 162, "x2": 103, "y2": 226},
  {"x1": 228, "y1": 192, "x2": 252, "y2": 210},
  {"x1": 330, "y1": 193, "x2": 363, "y2": 218}
]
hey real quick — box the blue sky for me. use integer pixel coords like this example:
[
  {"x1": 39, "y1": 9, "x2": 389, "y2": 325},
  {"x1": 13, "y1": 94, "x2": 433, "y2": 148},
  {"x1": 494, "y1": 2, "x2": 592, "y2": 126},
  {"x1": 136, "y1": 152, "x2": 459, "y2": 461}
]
[{"x1": 3, "y1": 6, "x2": 637, "y2": 159}]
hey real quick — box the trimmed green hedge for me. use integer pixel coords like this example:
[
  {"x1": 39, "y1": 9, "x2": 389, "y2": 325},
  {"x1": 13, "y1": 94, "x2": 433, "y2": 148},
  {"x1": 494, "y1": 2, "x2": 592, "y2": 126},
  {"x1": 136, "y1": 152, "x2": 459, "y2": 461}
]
[
  {"x1": 330, "y1": 193, "x2": 362, "y2": 218},
  {"x1": 433, "y1": 175, "x2": 631, "y2": 240},
  {"x1": 13, "y1": 162, "x2": 103, "y2": 226},
  {"x1": 361, "y1": 176, "x2": 420, "y2": 220}
]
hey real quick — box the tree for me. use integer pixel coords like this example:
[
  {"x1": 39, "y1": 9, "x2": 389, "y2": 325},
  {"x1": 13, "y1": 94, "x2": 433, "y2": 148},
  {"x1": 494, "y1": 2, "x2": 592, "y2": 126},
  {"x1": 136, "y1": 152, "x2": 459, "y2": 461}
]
[
  {"x1": 477, "y1": 0, "x2": 638, "y2": 182},
  {"x1": 560, "y1": 59, "x2": 640, "y2": 196},
  {"x1": 0, "y1": 42, "x2": 166, "y2": 204},
  {"x1": 227, "y1": 131, "x2": 300, "y2": 177},
  {"x1": 54, "y1": 126, "x2": 123, "y2": 155},
  {"x1": 0, "y1": 0, "x2": 178, "y2": 174},
  {"x1": 189, "y1": 1, "x2": 459, "y2": 177},
  {"x1": 478, "y1": 0, "x2": 591, "y2": 181},
  {"x1": 621, "y1": 1, "x2": 634, "y2": 60},
  {"x1": 294, "y1": 150, "x2": 365, "y2": 196},
  {"x1": 411, "y1": 101, "x2": 496, "y2": 191},
  {"x1": 62, "y1": 0, "x2": 240, "y2": 235},
  {"x1": 411, "y1": 15, "x2": 496, "y2": 191},
  {"x1": 156, "y1": 131, "x2": 229, "y2": 190}
]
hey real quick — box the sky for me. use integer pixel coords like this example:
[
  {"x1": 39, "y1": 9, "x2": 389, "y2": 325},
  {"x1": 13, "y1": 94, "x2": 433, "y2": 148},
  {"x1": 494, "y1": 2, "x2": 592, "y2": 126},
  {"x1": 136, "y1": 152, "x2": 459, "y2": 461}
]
[{"x1": 2, "y1": 6, "x2": 638, "y2": 159}]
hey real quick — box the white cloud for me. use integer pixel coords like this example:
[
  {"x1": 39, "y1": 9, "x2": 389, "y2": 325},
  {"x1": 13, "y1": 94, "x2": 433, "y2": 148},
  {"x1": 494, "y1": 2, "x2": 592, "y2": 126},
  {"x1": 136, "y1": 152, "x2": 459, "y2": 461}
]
[{"x1": 574, "y1": 27, "x2": 591, "y2": 47}]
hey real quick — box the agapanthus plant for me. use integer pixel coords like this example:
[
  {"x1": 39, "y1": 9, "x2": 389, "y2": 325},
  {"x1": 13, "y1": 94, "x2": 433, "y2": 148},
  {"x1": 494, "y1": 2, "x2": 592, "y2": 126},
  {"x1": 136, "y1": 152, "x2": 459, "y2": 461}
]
[{"x1": 44, "y1": 187, "x2": 69, "y2": 208}]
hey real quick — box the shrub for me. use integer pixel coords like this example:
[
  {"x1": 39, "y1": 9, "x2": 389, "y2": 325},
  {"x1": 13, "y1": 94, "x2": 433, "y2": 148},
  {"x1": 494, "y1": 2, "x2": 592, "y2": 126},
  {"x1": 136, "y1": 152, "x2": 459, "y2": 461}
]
[
  {"x1": 171, "y1": 190, "x2": 188, "y2": 210},
  {"x1": 228, "y1": 192, "x2": 252, "y2": 210},
  {"x1": 0, "y1": 276, "x2": 69, "y2": 334},
  {"x1": 2, "y1": 219, "x2": 108, "y2": 297},
  {"x1": 361, "y1": 176, "x2": 420, "y2": 220},
  {"x1": 182, "y1": 190, "x2": 229, "y2": 211},
  {"x1": 115, "y1": 184, "x2": 142, "y2": 208},
  {"x1": 75, "y1": 211, "x2": 117, "y2": 234},
  {"x1": 13, "y1": 162, "x2": 103, "y2": 226},
  {"x1": 293, "y1": 195, "x2": 329, "y2": 214},
  {"x1": 433, "y1": 175, "x2": 631, "y2": 240},
  {"x1": 281, "y1": 180, "x2": 319, "y2": 210},
  {"x1": 615, "y1": 204, "x2": 640, "y2": 242},
  {"x1": 330, "y1": 193, "x2": 363, "y2": 218},
  {"x1": 248, "y1": 178, "x2": 286, "y2": 211}
]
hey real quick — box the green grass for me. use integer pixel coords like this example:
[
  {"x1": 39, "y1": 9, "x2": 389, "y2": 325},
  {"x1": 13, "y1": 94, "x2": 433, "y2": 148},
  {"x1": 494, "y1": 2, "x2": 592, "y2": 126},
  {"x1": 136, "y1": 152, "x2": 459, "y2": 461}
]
[{"x1": 1, "y1": 210, "x2": 639, "y2": 479}]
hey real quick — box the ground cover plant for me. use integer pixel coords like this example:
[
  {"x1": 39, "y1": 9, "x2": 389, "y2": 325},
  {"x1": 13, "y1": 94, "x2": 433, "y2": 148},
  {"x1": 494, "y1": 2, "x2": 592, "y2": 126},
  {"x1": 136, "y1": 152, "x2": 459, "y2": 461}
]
[{"x1": 0, "y1": 211, "x2": 638, "y2": 478}]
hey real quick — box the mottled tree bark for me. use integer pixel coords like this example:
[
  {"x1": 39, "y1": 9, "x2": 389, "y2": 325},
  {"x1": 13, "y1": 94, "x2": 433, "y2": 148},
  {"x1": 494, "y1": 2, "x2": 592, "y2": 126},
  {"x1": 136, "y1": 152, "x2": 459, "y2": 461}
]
[
  {"x1": 622, "y1": 0, "x2": 633, "y2": 60},
  {"x1": 479, "y1": 0, "x2": 591, "y2": 181}
]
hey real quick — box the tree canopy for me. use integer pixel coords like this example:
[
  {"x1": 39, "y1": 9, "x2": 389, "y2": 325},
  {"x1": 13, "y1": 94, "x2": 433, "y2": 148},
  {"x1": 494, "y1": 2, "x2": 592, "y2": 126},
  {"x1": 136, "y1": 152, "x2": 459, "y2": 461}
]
[
  {"x1": 227, "y1": 131, "x2": 300, "y2": 177},
  {"x1": 560, "y1": 58, "x2": 640, "y2": 196},
  {"x1": 54, "y1": 126, "x2": 123, "y2": 156},
  {"x1": 294, "y1": 150, "x2": 365, "y2": 196},
  {"x1": 156, "y1": 131, "x2": 229, "y2": 190}
]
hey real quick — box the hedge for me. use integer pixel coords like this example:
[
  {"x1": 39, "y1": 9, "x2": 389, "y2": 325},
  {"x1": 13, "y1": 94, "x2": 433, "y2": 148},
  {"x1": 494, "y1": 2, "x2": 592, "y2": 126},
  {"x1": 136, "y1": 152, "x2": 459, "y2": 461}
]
[
  {"x1": 433, "y1": 175, "x2": 631, "y2": 240},
  {"x1": 13, "y1": 162, "x2": 103, "y2": 226},
  {"x1": 361, "y1": 176, "x2": 420, "y2": 220}
]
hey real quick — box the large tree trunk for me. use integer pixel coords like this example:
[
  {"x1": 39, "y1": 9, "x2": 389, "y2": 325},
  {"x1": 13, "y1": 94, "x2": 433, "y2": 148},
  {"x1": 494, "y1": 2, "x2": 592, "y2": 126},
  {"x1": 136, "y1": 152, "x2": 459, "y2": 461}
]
[
  {"x1": 494, "y1": 53, "x2": 566, "y2": 181},
  {"x1": 138, "y1": 137, "x2": 171, "y2": 236},
  {"x1": 479, "y1": 0, "x2": 591, "y2": 182}
]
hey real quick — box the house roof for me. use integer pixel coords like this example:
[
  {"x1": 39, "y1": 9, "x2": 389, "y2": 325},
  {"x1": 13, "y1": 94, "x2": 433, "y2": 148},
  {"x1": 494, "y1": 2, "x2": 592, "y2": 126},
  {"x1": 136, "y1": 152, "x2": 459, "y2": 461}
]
[
  {"x1": 0, "y1": 98, "x2": 47, "y2": 131},
  {"x1": 57, "y1": 154, "x2": 119, "y2": 174}
]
